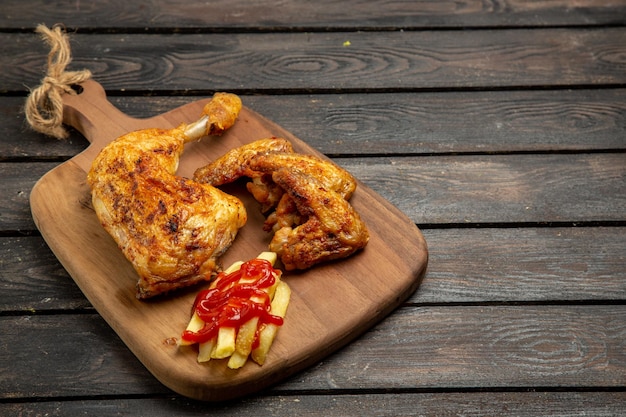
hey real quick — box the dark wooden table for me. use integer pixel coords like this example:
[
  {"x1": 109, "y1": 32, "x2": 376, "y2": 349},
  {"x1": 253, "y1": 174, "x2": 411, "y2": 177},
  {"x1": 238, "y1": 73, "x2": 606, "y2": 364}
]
[{"x1": 2, "y1": 1, "x2": 626, "y2": 415}]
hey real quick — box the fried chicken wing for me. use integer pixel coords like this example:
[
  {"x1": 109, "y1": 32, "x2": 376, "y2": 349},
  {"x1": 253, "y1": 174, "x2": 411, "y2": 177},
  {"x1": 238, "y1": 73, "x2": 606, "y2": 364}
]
[
  {"x1": 267, "y1": 168, "x2": 369, "y2": 270},
  {"x1": 193, "y1": 137, "x2": 369, "y2": 270},
  {"x1": 247, "y1": 152, "x2": 357, "y2": 232},
  {"x1": 87, "y1": 93, "x2": 246, "y2": 299},
  {"x1": 247, "y1": 153, "x2": 357, "y2": 199},
  {"x1": 193, "y1": 137, "x2": 294, "y2": 186},
  {"x1": 194, "y1": 137, "x2": 294, "y2": 213}
]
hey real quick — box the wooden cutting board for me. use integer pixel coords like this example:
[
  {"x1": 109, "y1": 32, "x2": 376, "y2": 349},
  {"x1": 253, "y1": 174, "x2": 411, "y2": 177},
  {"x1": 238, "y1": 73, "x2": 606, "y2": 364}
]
[{"x1": 30, "y1": 79, "x2": 428, "y2": 401}]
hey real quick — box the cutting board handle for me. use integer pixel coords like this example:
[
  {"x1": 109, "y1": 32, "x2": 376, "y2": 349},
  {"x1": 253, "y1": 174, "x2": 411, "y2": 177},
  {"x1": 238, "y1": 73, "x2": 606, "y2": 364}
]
[
  {"x1": 62, "y1": 79, "x2": 139, "y2": 146},
  {"x1": 61, "y1": 79, "x2": 154, "y2": 170}
]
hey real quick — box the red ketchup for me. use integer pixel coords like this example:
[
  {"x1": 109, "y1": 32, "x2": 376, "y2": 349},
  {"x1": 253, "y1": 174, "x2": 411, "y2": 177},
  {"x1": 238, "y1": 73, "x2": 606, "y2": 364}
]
[{"x1": 181, "y1": 258, "x2": 284, "y2": 348}]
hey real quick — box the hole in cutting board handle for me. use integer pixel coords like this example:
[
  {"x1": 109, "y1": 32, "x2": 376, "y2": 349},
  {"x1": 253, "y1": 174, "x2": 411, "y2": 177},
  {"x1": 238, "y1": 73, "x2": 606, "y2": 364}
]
[{"x1": 70, "y1": 84, "x2": 84, "y2": 94}]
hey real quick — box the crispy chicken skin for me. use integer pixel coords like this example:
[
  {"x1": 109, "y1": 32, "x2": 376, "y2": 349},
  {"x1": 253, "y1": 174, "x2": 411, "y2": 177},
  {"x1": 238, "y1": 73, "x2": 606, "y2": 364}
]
[
  {"x1": 194, "y1": 137, "x2": 294, "y2": 212},
  {"x1": 202, "y1": 93, "x2": 243, "y2": 136},
  {"x1": 247, "y1": 152, "x2": 357, "y2": 200},
  {"x1": 268, "y1": 168, "x2": 369, "y2": 270},
  {"x1": 247, "y1": 152, "x2": 357, "y2": 232},
  {"x1": 193, "y1": 137, "x2": 294, "y2": 186},
  {"x1": 194, "y1": 138, "x2": 369, "y2": 270},
  {"x1": 87, "y1": 93, "x2": 246, "y2": 299}
]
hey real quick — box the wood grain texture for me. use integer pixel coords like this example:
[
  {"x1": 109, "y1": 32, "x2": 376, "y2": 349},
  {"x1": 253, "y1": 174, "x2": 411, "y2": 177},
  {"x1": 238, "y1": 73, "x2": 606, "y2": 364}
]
[
  {"x1": 3, "y1": 226, "x2": 625, "y2": 313},
  {"x1": 4, "y1": 153, "x2": 624, "y2": 231},
  {"x1": 418, "y1": 227, "x2": 626, "y2": 303},
  {"x1": 0, "y1": 314, "x2": 166, "y2": 398},
  {"x1": 5, "y1": 29, "x2": 626, "y2": 93},
  {"x1": 2, "y1": 226, "x2": 625, "y2": 313},
  {"x1": 344, "y1": 153, "x2": 626, "y2": 224},
  {"x1": 2, "y1": 0, "x2": 625, "y2": 413},
  {"x1": 2, "y1": 0, "x2": 625, "y2": 29},
  {"x1": 410, "y1": 227, "x2": 626, "y2": 304},
  {"x1": 245, "y1": 90, "x2": 626, "y2": 155},
  {"x1": 0, "y1": 237, "x2": 90, "y2": 312},
  {"x1": 295, "y1": 305, "x2": 626, "y2": 390},
  {"x1": 4, "y1": 89, "x2": 626, "y2": 159},
  {"x1": 3, "y1": 392, "x2": 626, "y2": 417},
  {"x1": 0, "y1": 96, "x2": 89, "y2": 158},
  {"x1": 0, "y1": 162, "x2": 60, "y2": 230},
  {"x1": 2, "y1": 306, "x2": 625, "y2": 398}
]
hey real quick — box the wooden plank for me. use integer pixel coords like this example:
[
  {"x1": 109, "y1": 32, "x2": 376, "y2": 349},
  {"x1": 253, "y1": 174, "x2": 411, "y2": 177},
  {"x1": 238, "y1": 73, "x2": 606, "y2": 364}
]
[
  {"x1": 4, "y1": 89, "x2": 626, "y2": 158},
  {"x1": 6, "y1": 29, "x2": 626, "y2": 92},
  {"x1": 2, "y1": 227, "x2": 625, "y2": 312},
  {"x1": 0, "y1": 98, "x2": 89, "y2": 158},
  {"x1": 0, "y1": 162, "x2": 58, "y2": 231},
  {"x1": 0, "y1": 314, "x2": 166, "y2": 399},
  {"x1": 3, "y1": 153, "x2": 625, "y2": 231},
  {"x1": 2, "y1": 392, "x2": 626, "y2": 417},
  {"x1": 244, "y1": 89, "x2": 626, "y2": 155},
  {"x1": 292, "y1": 305, "x2": 626, "y2": 390},
  {"x1": 0, "y1": 237, "x2": 90, "y2": 312},
  {"x1": 2, "y1": 0, "x2": 625, "y2": 29},
  {"x1": 2, "y1": 306, "x2": 625, "y2": 398},
  {"x1": 341, "y1": 153, "x2": 626, "y2": 225},
  {"x1": 416, "y1": 227, "x2": 626, "y2": 303}
]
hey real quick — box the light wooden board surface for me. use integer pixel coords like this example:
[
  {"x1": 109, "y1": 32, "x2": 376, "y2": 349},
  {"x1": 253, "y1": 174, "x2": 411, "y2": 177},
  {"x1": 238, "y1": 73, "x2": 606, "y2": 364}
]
[{"x1": 29, "y1": 80, "x2": 428, "y2": 401}]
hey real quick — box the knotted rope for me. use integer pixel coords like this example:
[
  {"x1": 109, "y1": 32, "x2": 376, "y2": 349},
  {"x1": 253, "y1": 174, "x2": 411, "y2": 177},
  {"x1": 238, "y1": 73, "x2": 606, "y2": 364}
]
[{"x1": 25, "y1": 24, "x2": 92, "y2": 139}]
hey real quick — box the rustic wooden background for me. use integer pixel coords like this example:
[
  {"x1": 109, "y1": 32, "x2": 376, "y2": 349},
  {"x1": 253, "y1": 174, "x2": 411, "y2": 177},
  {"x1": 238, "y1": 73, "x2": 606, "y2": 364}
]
[{"x1": 1, "y1": 1, "x2": 625, "y2": 415}]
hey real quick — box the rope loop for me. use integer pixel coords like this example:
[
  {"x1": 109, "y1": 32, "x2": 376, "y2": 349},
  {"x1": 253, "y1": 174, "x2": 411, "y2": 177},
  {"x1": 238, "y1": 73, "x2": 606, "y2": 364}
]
[{"x1": 25, "y1": 24, "x2": 91, "y2": 139}]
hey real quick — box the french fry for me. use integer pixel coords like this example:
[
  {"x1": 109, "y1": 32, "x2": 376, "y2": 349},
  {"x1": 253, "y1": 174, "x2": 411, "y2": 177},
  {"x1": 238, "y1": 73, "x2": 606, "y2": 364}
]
[
  {"x1": 197, "y1": 338, "x2": 215, "y2": 362},
  {"x1": 179, "y1": 251, "x2": 290, "y2": 369},
  {"x1": 228, "y1": 317, "x2": 258, "y2": 368},
  {"x1": 178, "y1": 312, "x2": 204, "y2": 346},
  {"x1": 212, "y1": 326, "x2": 236, "y2": 359},
  {"x1": 226, "y1": 350, "x2": 247, "y2": 369},
  {"x1": 256, "y1": 251, "x2": 277, "y2": 265},
  {"x1": 197, "y1": 337, "x2": 216, "y2": 362},
  {"x1": 196, "y1": 259, "x2": 243, "y2": 359},
  {"x1": 228, "y1": 252, "x2": 279, "y2": 368},
  {"x1": 251, "y1": 280, "x2": 291, "y2": 365}
]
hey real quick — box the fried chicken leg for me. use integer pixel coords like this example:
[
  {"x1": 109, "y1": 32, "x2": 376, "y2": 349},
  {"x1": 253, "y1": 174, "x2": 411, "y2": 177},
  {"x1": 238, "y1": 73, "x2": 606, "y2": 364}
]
[{"x1": 87, "y1": 93, "x2": 247, "y2": 299}]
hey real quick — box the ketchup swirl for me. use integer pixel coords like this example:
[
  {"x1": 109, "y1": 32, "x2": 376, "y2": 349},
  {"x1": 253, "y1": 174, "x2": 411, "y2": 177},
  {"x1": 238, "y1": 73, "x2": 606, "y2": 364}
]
[{"x1": 181, "y1": 258, "x2": 284, "y2": 345}]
